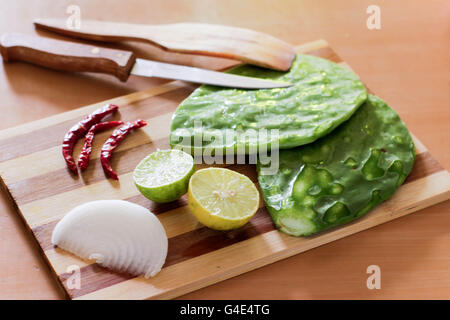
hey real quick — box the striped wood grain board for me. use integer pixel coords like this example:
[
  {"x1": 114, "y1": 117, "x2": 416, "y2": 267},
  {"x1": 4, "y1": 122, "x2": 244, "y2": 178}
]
[{"x1": 0, "y1": 40, "x2": 449, "y2": 300}]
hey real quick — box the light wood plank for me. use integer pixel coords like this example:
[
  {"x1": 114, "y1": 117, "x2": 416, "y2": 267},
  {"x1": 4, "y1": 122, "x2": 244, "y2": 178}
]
[
  {"x1": 22, "y1": 174, "x2": 202, "y2": 234},
  {"x1": 294, "y1": 39, "x2": 329, "y2": 53},
  {"x1": 76, "y1": 171, "x2": 450, "y2": 300},
  {"x1": 0, "y1": 81, "x2": 186, "y2": 141},
  {"x1": 45, "y1": 248, "x2": 90, "y2": 275},
  {"x1": 0, "y1": 112, "x2": 173, "y2": 184}
]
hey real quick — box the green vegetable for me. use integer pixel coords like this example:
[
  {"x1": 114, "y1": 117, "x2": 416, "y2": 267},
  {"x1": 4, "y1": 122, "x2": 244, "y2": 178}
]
[
  {"x1": 257, "y1": 95, "x2": 416, "y2": 236},
  {"x1": 133, "y1": 149, "x2": 195, "y2": 203},
  {"x1": 170, "y1": 54, "x2": 367, "y2": 153}
]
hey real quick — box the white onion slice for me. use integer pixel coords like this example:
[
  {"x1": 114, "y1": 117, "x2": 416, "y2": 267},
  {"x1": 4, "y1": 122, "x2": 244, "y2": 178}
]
[{"x1": 52, "y1": 200, "x2": 168, "y2": 278}]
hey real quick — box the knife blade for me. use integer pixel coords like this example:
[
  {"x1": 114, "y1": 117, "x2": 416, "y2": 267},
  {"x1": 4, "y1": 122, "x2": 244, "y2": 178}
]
[
  {"x1": 131, "y1": 58, "x2": 291, "y2": 89},
  {"x1": 0, "y1": 33, "x2": 291, "y2": 89}
]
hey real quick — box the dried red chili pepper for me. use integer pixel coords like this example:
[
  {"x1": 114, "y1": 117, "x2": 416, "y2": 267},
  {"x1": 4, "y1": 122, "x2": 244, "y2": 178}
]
[
  {"x1": 62, "y1": 104, "x2": 119, "y2": 174},
  {"x1": 100, "y1": 119, "x2": 147, "y2": 180},
  {"x1": 77, "y1": 121, "x2": 124, "y2": 171}
]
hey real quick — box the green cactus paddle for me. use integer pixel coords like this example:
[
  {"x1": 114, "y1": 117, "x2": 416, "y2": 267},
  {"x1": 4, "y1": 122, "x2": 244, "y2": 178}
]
[
  {"x1": 170, "y1": 54, "x2": 367, "y2": 154},
  {"x1": 257, "y1": 95, "x2": 416, "y2": 236}
]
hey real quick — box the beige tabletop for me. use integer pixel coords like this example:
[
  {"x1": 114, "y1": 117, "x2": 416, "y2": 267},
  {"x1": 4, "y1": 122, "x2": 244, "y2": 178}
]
[{"x1": 0, "y1": 0, "x2": 449, "y2": 299}]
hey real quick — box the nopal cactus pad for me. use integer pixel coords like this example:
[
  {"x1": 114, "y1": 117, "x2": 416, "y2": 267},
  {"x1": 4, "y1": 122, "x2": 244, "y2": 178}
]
[
  {"x1": 170, "y1": 54, "x2": 367, "y2": 154},
  {"x1": 257, "y1": 95, "x2": 416, "y2": 236}
]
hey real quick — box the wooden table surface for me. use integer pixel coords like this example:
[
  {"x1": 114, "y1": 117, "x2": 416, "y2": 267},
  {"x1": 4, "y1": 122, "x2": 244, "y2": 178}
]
[{"x1": 0, "y1": 0, "x2": 449, "y2": 300}]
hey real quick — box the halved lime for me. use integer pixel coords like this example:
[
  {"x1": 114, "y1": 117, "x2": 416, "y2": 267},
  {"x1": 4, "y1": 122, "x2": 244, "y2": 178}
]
[
  {"x1": 133, "y1": 149, "x2": 195, "y2": 203},
  {"x1": 188, "y1": 168, "x2": 260, "y2": 230}
]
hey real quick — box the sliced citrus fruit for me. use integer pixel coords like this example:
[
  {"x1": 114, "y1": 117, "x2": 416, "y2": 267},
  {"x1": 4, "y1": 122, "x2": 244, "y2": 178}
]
[
  {"x1": 187, "y1": 168, "x2": 260, "y2": 230},
  {"x1": 133, "y1": 149, "x2": 194, "y2": 203}
]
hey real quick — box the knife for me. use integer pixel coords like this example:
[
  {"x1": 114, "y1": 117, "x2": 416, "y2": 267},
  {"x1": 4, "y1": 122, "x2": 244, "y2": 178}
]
[
  {"x1": 0, "y1": 33, "x2": 291, "y2": 89},
  {"x1": 33, "y1": 18, "x2": 296, "y2": 71}
]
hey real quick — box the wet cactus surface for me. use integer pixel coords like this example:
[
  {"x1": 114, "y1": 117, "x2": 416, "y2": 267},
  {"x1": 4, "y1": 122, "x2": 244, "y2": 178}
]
[
  {"x1": 170, "y1": 54, "x2": 367, "y2": 153},
  {"x1": 257, "y1": 95, "x2": 416, "y2": 236}
]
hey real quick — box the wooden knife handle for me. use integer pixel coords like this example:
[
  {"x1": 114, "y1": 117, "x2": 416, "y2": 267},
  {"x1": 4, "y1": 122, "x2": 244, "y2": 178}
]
[
  {"x1": 33, "y1": 18, "x2": 295, "y2": 71},
  {"x1": 0, "y1": 33, "x2": 136, "y2": 81}
]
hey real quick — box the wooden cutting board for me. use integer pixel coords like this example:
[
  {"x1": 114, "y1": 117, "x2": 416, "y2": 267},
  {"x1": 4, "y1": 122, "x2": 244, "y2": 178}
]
[{"x1": 0, "y1": 40, "x2": 448, "y2": 300}]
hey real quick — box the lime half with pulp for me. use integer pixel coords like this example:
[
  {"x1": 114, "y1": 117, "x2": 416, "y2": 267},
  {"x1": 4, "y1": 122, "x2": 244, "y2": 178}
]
[
  {"x1": 133, "y1": 149, "x2": 195, "y2": 203},
  {"x1": 188, "y1": 168, "x2": 260, "y2": 230}
]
